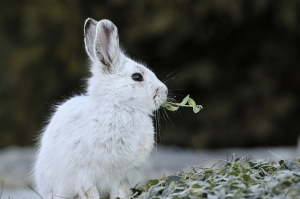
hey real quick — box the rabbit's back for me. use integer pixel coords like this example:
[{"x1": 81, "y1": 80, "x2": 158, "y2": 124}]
[{"x1": 35, "y1": 95, "x2": 90, "y2": 197}]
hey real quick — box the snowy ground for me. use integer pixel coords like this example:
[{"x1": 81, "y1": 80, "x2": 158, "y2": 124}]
[{"x1": 0, "y1": 145, "x2": 299, "y2": 199}]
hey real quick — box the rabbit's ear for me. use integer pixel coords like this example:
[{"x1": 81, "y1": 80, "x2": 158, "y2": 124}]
[
  {"x1": 84, "y1": 18, "x2": 98, "y2": 62},
  {"x1": 94, "y1": 20, "x2": 120, "y2": 68}
]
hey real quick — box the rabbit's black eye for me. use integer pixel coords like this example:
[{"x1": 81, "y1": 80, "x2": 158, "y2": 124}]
[{"x1": 132, "y1": 73, "x2": 143, "y2": 82}]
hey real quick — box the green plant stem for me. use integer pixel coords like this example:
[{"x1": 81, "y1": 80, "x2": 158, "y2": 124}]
[
  {"x1": 166, "y1": 102, "x2": 190, "y2": 107},
  {"x1": 166, "y1": 102, "x2": 203, "y2": 108}
]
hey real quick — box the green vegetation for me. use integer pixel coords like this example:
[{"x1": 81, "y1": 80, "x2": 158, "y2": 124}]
[
  {"x1": 163, "y1": 95, "x2": 203, "y2": 113},
  {"x1": 132, "y1": 157, "x2": 300, "y2": 199}
]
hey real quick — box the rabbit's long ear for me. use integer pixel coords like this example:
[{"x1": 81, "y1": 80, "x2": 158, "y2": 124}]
[
  {"x1": 95, "y1": 20, "x2": 120, "y2": 69},
  {"x1": 84, "y1": 18, "x2": 98, "y2": 62}
]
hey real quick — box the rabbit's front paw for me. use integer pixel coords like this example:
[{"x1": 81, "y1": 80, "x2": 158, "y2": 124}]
[
  {"x1": 110, "y1": 184, "x2": 130, "y2": 199},
  {"x1": 75, "y1": 185, "x2": 100, "y2": 199}
]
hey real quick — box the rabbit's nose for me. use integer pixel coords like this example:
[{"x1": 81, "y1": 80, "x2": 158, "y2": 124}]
[{"x1": 164, "y1": 89, "x2": 168, "y2": 96}]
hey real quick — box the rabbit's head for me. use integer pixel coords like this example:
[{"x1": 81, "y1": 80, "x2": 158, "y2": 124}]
[{"x1": 84, "y1": 18, "x2": 168, "y2": 114}]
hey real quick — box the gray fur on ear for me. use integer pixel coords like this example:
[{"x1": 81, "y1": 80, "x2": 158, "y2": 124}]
[{"x1": 94, "y1": 20, "x2": 120, "y2": 67}]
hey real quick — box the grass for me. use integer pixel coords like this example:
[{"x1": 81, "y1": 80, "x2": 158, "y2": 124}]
[{"x1": 131, "y1": 156, "x2": 300, "y2": 199}]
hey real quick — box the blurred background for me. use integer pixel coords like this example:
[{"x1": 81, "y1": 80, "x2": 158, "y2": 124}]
[{"x1": 0, "y1": 0, "x2": 299, "y2": 149}]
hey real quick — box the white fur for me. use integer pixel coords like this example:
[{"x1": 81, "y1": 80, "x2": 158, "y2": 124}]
[{"x1": 34, "y1": 18, "x2": 168, "y2": 199}]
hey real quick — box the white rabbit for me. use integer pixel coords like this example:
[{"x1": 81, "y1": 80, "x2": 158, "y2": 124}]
[{"x1": 34, "y1": 18, "x2": 168, "y2": 199}]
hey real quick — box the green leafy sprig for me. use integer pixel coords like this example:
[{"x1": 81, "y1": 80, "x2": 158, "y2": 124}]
[{"x1": 162, "y1": 95, "x2": 203, "y2": 113}]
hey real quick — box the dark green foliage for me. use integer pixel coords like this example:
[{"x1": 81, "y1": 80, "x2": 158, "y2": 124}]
[{"x1": 0, "y1": 0, "x2": 299, "y2": 148}]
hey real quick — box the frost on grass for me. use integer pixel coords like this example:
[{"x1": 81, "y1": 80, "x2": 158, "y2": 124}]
[{"x1": 131, "y1": 157, "x2": 300, "y2": 199}]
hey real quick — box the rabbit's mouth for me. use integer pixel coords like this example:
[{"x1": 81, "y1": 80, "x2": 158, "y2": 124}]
[
  {"x1": 153, "y1": 87, "x2": 168, "y2": 109},
  {"x1": 153, "y1": 89, "x2": 159, "y2": 100}
]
